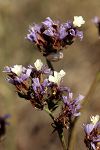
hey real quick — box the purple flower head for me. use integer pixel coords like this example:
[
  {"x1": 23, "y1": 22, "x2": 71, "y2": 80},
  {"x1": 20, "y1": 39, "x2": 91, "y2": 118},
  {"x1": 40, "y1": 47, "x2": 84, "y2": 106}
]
[
  {"x1": 3, "y1": 59, "x2": 54, "y2": 110},
  {"x1": 30, "y1": 77, "x2": 50, "y2": 109},
  {"x1": 31, "y1": 72, "x2": 69, "y2": 110},
  {"x1": 84, "y1": 115, "x2": 100, "y2": 150},
  {"x1": 26, "y1": 17, "x2": 84, "y2": 61},
  {"x1": 4, "y1": 65, "x2": 32, "y2": 84},
  {"x1": 54, "y1": 93, "x2": 84, "y2": 129},
  {"x1": 62, "y1": 92, "x2": 84, "y2": 117},
  {"x1": 4, "y1": 65, "x2": 32, "y2": 102}
]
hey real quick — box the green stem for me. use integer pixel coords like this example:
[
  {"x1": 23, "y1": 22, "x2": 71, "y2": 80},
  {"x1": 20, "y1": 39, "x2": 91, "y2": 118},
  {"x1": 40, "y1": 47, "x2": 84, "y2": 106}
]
[
  {"x1": 44, "y1": 108, "x2": 67, "y2": 150},
  {"x1": 44, "y1": 107, "x2": 54, "y2": 120},
  {"x1": 67, "y1": 123, "x2": 72, "y2": 150},
  {"x1": 58, "y1": 129, "x2": 67, "y2": 150},
  {"x1": 45, "y1": 58, "x2": 66, "y2": 149}
]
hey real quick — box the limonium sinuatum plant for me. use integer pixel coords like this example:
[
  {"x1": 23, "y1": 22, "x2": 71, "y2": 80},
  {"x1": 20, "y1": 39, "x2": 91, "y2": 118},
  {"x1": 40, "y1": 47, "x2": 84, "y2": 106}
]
[{"x1": 4, "y1": 16, "x2": 100, "y2": 150}]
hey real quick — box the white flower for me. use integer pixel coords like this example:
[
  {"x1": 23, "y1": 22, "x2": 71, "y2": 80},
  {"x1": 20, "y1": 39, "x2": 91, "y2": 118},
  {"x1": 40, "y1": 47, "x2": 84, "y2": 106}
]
[
  {"x1": 34, "y1": 59, "x2": 43, "y2": 71},
  {"x1": 49, "y1": 70, "x2": 66, "y2": 85},
  {"x1": 90, "y1": 115, "x2": 99, "y2": 125},
  {"x1": 73, "y1": 16, "x2": 85, "y2": 27},
  {"x1": 11, "y1": 65, "x2": 23, "y2": 76}
]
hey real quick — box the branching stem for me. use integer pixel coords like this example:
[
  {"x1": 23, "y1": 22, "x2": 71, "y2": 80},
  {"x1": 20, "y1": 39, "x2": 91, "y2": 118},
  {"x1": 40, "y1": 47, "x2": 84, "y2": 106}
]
[{"x1": 44, "y1": 108, "x2": 67, "y2": 150}]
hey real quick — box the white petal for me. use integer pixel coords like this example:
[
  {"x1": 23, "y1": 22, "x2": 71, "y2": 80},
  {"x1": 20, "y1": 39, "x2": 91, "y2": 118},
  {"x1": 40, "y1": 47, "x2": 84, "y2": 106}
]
[
  {"x1": 11, "y1": 65, "x2": 23, "y2": 76},
  {"x1": 49, "y1": 70, "x2": 66, "y2": 85},
  {"x1": 73, "y1": 16, "x2": 85, "y2": 27},
  {"x1": 54, "y1": 71, "x2": 58, "y2": 78},
  {"x1": 34, "y1": 59, "x2": 43, "y2": 71},
  {"x1": 48, "y1": 75, "x2": 55, "y2": 83},
  {"x1": 59, "y1": 70, "x2": 66, "y2": 77},
  {"x1": 90, "y1": 115, "x2": 99, "y2": 125}
]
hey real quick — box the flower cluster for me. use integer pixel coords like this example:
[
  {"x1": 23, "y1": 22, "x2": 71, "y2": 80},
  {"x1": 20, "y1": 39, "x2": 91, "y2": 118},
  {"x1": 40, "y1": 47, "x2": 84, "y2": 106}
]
[
  {"x1": 0, "y1": 114, "x2": 10, "y2": 139},
  {"x1": 54, "y1": 92, "x2": 84, "y2": 129},
  {"x1": 4, "y1": 59, "x2": 84, "y2": 129},
  {"x1": 26, "y1": 16, "x2": 85, "y2": 61},
  {"x1": 84, "y1": 115, "x2": 100, "y2": 150},
  {"x1": 4, "y1": 59, "x2": 70, "y2": 110}
]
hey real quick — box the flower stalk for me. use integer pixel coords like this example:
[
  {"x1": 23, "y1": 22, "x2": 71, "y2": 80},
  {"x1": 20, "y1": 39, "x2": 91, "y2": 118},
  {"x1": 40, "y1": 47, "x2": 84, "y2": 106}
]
[{"x1": 44, "y1": 107, "x2": 67, "y2": 150}]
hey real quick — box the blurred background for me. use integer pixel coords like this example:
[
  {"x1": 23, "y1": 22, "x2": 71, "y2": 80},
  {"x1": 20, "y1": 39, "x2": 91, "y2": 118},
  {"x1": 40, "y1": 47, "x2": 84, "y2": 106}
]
[{"x1": 0, "y1": 0, "x2": 100, "y2": 149}]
